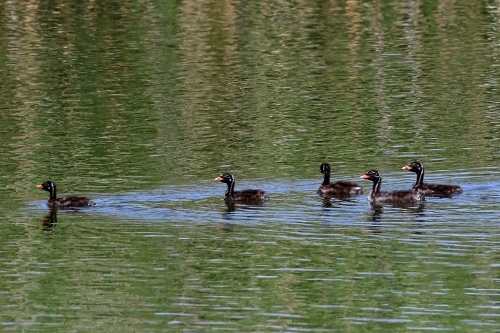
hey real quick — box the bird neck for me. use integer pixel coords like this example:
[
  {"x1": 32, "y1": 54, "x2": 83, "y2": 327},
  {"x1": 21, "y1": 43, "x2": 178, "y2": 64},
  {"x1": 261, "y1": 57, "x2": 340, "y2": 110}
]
[
  {"x1": 370, "y1": 177, "x2": 382, "y2": 197},
  {"x1": 322, "y1": 171, "x2": 330, "y2": 185},
  {"x1": 225, "y1": 179, "x2": 235, "y2": 195},
  {"x1": 413, "y1": 168, "x2": 425, "y2": 188},
  {"x1": 49, "y1": 184, "x2": 57, "y2": 200}
]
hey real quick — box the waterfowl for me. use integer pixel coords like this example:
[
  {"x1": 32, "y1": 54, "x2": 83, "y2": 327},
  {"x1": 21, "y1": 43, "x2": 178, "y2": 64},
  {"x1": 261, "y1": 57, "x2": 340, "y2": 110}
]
[
  {"x1": 37, "y1": 180, "x2": 95, "y2": 207},
  {"x1": 360, "y1": 170, "x2": 424, "y2": 204},
  {"x1": 317, "y1": 163, "x2": 363, "y2": 197},
  {"x1": 215, "y1": 173, "x2": 269, "y2": 203},
  {"x1": 402, "y1": 161, "x2": 463, "y2": 197}
]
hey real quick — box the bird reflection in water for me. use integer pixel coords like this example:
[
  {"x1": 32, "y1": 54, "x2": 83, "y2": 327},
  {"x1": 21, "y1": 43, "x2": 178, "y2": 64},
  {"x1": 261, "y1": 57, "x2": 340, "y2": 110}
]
[
  {"x1": 321, "y1": 197, "x2": 334, "y2": 208},
  {"x1": 41, "y1": 208, "x2": 58, "y2": 230},
  {"x1": 217, "y1": 203, "x2": 243, "y2": 231},
  {"x1": 366, "y1": 202, "x2": 426, "y2": 234},
  {"x1": 219, "y1": 201, "x2": 266, "y2": 231},
  {"x1": 320, "y1": 196, "x2": 356, "y2": 208},
  {"x1": 41, "y1": 206, "x2": 96, "y2": 231},
  {"x1": 224, "y1": 201, "x2": 237, "y2": 213},
  {"x1": 222, "y1": 200, "x2": 267, "y2": 214}
]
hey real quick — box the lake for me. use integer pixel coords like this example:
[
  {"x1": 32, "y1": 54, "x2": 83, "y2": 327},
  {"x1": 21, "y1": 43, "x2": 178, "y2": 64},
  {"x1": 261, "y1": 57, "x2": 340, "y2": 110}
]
[{"x1": 1, "y1": 0, "x2": 500, "y2": 331}]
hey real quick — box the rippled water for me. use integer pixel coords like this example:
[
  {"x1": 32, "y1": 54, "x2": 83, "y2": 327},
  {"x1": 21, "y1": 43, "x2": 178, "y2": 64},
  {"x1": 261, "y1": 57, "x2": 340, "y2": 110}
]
[
  {"x1": 13, "y1": 169, "x2": 499, "y2": 331},
  {"x1": 1, "y1": 0, "x2": 500, "y2": 331}
]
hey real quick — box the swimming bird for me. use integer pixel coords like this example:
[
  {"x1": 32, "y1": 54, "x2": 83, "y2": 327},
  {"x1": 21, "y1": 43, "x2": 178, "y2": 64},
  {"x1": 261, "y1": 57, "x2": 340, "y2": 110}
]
[
  {"x1": 360, "y1": 170, "x2": 424, "y2": 204},
  {"x1": 37, "y1": 180, "x2": 95, "y2": 207},
  {"x1": 215, "y1": 173, "x2": 269, "y2": 203},
  {"x1": 317, "y1": 163, "x2": 363, "y2": 197},
  {"x1": 402, "y1": 161, "x2": 463, "y2": 197}
]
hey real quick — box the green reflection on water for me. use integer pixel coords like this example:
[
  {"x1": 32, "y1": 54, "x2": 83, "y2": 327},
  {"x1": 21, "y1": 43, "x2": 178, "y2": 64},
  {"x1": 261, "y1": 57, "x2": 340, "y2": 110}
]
[
  {"x1": 2, "y1": 212, "x2": 496, "y2": 331},
  {"x1": 0, "y1": 0, "x2": 499, "y2": 331}
]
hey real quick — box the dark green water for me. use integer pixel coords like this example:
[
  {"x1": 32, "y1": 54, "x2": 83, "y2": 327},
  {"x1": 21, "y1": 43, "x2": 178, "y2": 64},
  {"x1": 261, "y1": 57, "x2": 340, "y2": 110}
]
[{"x1": 1, "y1": 0, "x2": 500, "y2": 331}]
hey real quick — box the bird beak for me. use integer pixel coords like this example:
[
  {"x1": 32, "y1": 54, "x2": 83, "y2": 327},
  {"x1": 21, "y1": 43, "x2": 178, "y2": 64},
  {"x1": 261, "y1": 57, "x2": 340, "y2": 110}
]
[
  {"x1": 360, "y1": 174, "x2": 370, "y2": 179},
  {"x1": 402, "y1": 166, "x2": 411, "y2": 171},
  {"x1": 214, "y1": 177, "x2": 223, "y2": 181},
  {"x1": 36, "y1": 184, "x2": 43, "y2": 189}
]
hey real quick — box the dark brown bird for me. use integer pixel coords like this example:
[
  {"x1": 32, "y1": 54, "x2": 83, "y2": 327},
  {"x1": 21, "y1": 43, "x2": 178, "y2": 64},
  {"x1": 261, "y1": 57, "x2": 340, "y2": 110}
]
[
  {"x1": 402, "y1": 161, "x2": 463, "y2": 197},
  {"x1": 37, "y1": 180, "x2": 95, "y2": 207},
  {"x1": 361, "y1": 170, "x2": 424, "y2": 204},
  {"x1": 215, "y1": 173, "x2": 269, "y2": 203},
  {"x1": 317, "y1": 163, "x2": 363, "y2": 197}
]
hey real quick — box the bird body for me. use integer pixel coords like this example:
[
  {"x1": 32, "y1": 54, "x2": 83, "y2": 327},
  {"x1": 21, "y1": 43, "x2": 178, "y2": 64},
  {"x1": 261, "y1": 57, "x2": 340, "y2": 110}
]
[
  {"x1": 318, "y1": 163, "x2": 363, "y2": 197},
  {"x1": 361, "y1": 170, "x2": 424, "y2": 204},
  {"x1": 402, "y1": 161, "x2": 463, "y2": 197},
  {"x1": 215, "y1": 173, "x2": 269, "y2": 203},
  {"x1": 37, "y1": 181, "x2": 95, "y2": 207}
]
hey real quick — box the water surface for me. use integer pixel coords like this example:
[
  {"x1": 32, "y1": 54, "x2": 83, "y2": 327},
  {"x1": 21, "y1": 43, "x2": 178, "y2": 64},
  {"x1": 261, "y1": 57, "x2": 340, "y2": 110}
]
[{"x1": 1, "y1": 0, "x2": 500, "y2": 332}]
